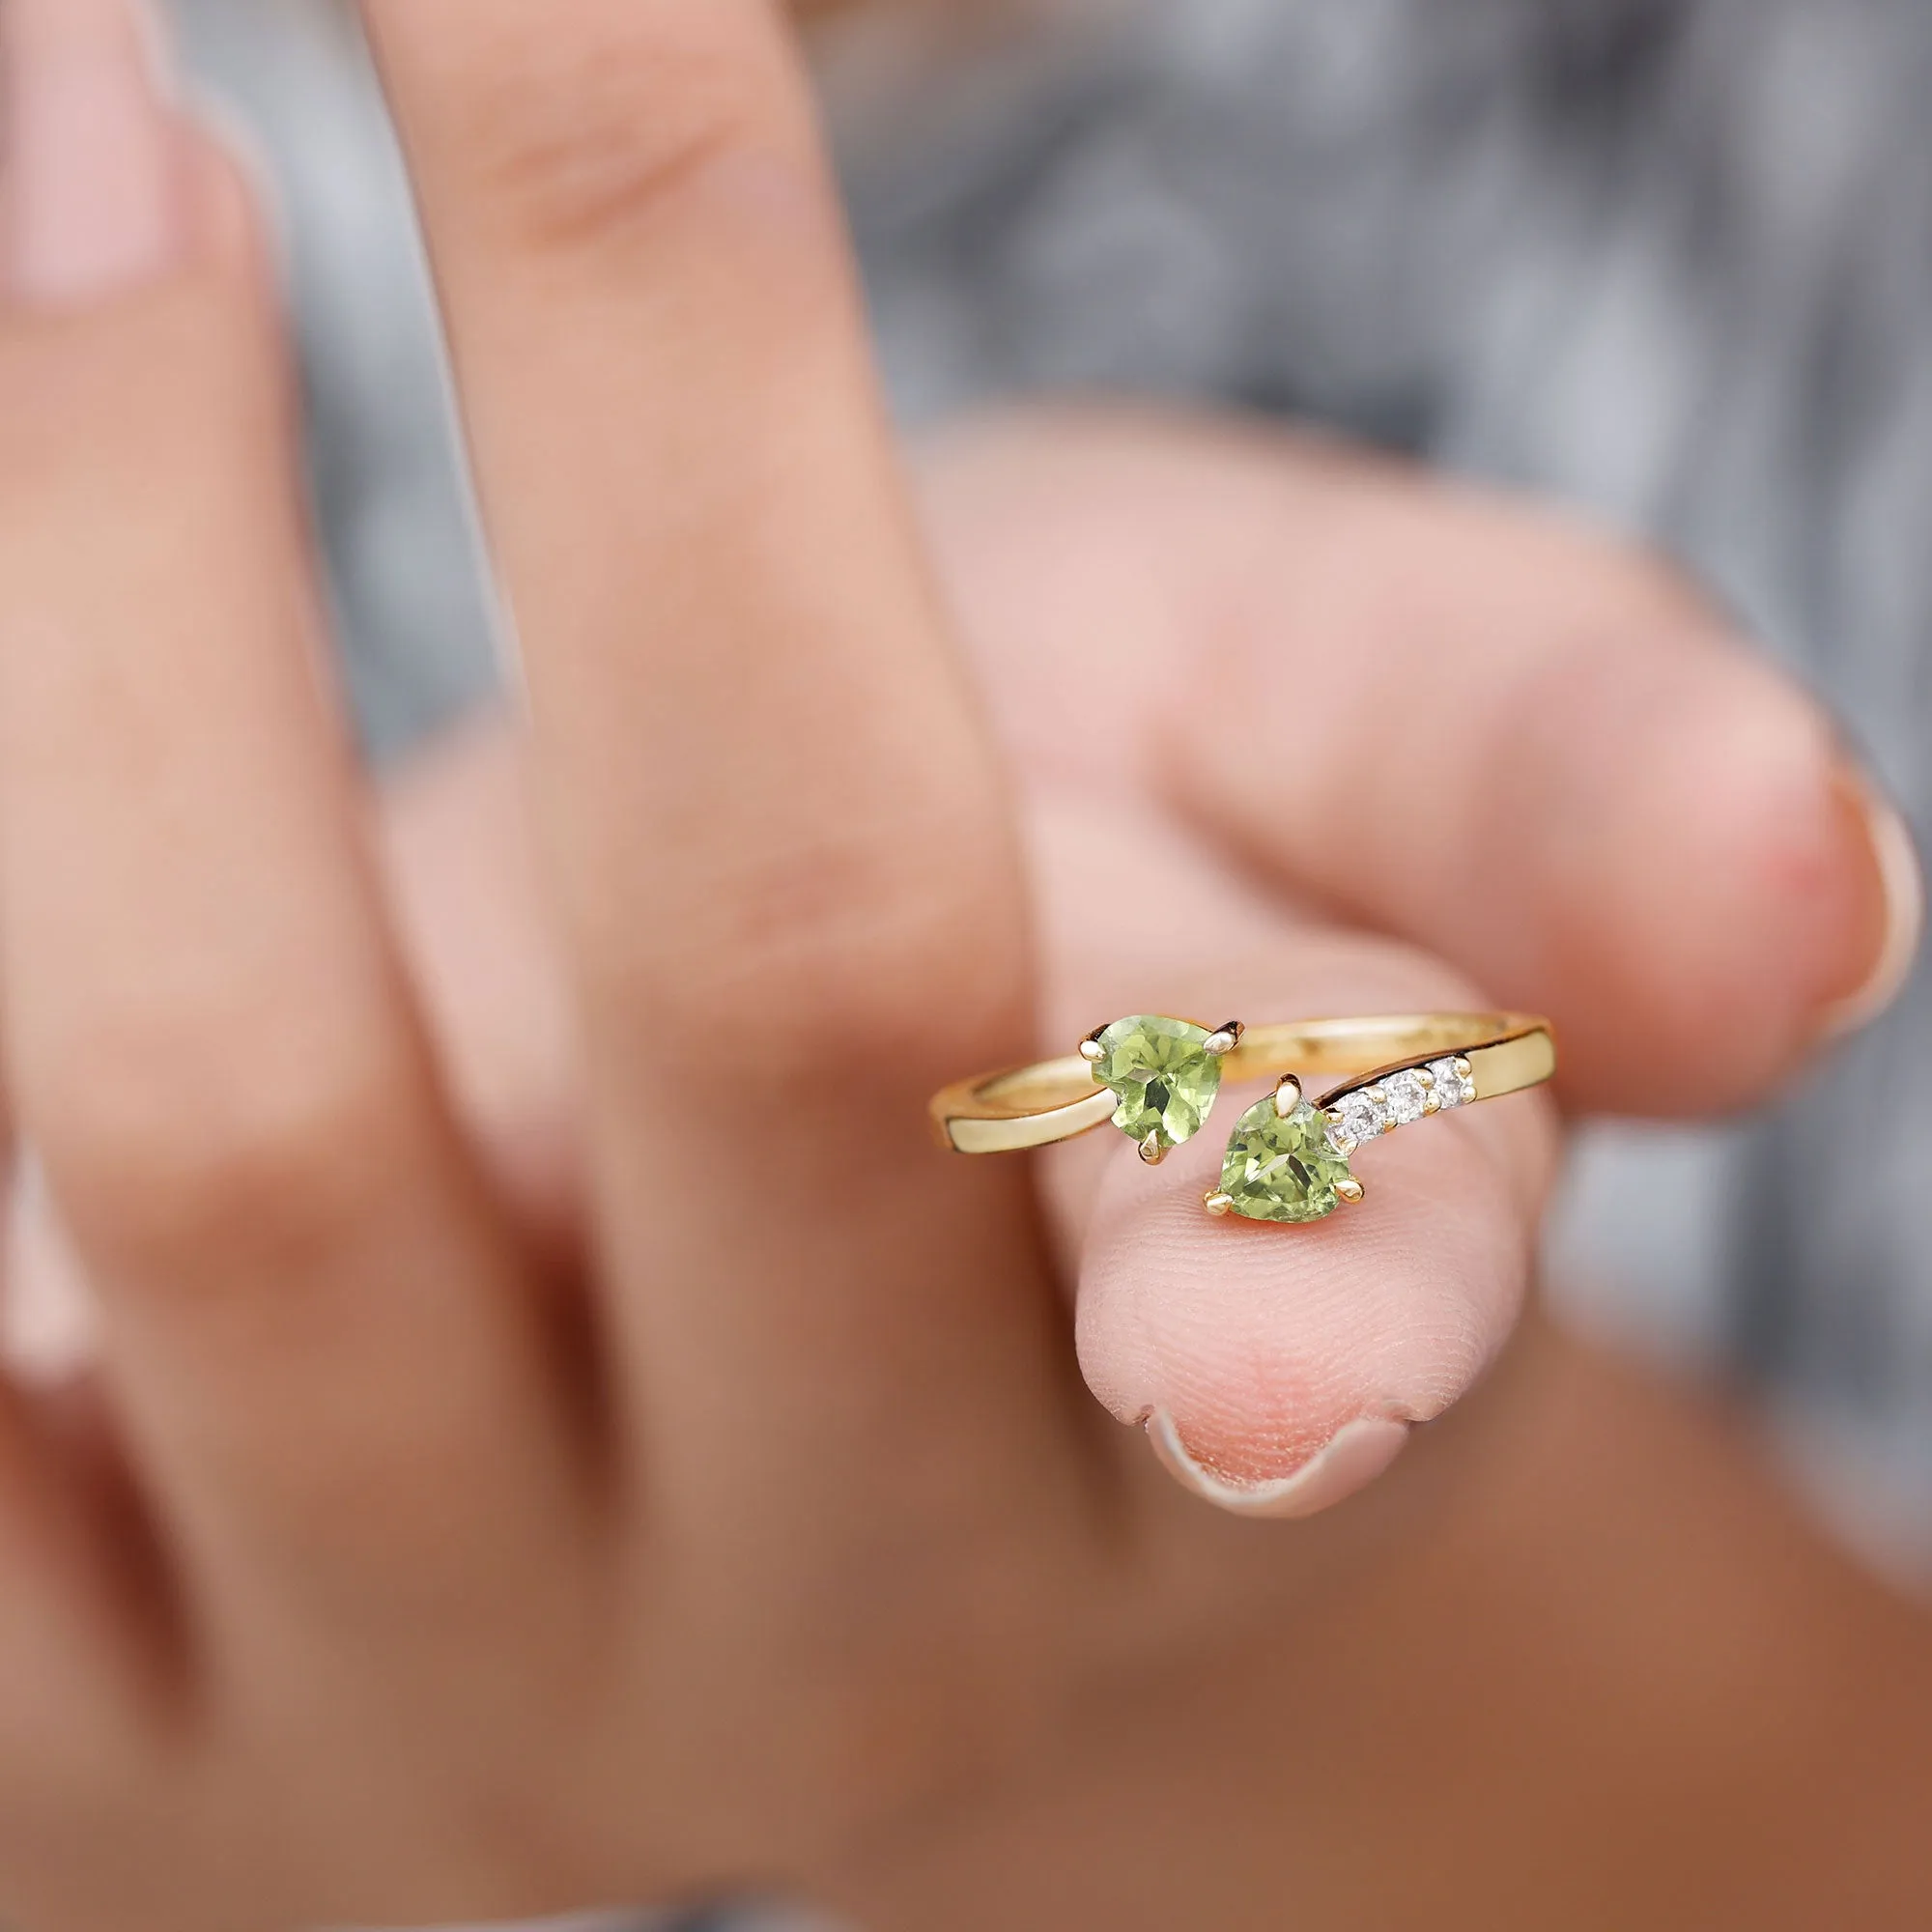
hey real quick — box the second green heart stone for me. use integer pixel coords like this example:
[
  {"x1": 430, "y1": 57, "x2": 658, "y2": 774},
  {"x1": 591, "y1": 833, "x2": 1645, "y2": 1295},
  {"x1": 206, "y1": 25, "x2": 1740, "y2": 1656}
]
[
  {"x1": 1092, "y1": 1015, "x2": 1223, "y2": 1153},
  {"x1": 1219, "y1": 1095, "x2": 1355, "y2": 1224}
]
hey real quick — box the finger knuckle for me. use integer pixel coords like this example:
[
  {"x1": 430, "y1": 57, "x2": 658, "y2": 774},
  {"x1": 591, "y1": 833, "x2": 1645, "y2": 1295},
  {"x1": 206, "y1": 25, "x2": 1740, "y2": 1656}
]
[
  {"x1": 38, "y1": 1031, "x2": 416, "y2": 1275},
  {"x1": 458, "y1": 16, "x2": 785, "y2": 262},
  {"x1": 594, "y1": 812, "x2": 1030, "y2": 1078},
  {"x1": 0, "y1": 288, "x2": 260, "y2": 543}
]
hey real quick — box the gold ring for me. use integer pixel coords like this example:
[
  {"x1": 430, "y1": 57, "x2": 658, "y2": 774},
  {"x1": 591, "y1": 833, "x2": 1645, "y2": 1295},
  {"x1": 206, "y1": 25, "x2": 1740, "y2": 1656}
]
[{"x1": 929, "y1": 1012, "x2": 1556, "y2": 1225}]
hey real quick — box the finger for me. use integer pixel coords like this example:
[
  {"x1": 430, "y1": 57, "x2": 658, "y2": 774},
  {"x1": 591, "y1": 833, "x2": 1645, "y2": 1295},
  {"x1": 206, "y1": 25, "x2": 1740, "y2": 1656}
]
[
  {"x1": 4, "y1": 1158, "x2": 99, "y2": 1384},
  {"x1": 0, "y1": 1384, "x2": 175, "y2": 1830},
  {"x1": 378, "y1": 715, "x2": 585, "y2": 1264},
  {"x1": 0, "y1": 16, "x2": 582, "y2": 1640},
  {"x1": 1034, "y1": 791, "x2": 1559, "y2": 1517},
  {"x1": 0, "y1": 1169, "x2": 167, "y2": 1797},
  {"x1": 918, "y1": 412, "x2": 1918, "y2": 1116},
  {"x1": 362, "y1": 1, "x2": 1073, "y2": 1513}
]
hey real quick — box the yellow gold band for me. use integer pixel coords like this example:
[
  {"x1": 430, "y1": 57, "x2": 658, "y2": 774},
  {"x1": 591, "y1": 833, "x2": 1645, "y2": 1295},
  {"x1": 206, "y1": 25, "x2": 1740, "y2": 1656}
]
[{"x1": 931, "y1": 1012, "x2": 1556, "y2": 1155}]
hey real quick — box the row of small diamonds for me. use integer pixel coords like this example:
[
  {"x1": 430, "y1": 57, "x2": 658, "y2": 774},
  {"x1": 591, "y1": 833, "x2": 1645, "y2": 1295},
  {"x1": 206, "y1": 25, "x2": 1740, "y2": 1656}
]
[{"x1": 1325, "y1": 1057, "x2": 1476, "y2": 1154}]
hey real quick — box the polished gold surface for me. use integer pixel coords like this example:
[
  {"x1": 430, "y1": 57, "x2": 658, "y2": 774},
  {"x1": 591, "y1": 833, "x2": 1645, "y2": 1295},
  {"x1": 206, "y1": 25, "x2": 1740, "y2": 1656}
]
[{"x1": 931, "y1": 1012, "x2": 1556, "y2": 1155}]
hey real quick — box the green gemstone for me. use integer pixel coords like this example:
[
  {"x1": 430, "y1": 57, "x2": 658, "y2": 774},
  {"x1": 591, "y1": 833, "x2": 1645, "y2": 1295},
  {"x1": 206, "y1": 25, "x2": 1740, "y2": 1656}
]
[
  {"x1": 1218, "y1": 1095, "x2": 1355, "y2": 1224},
  {"x1": 1092, "y1": 1015, "x2": 1223, "y2": 1153}
]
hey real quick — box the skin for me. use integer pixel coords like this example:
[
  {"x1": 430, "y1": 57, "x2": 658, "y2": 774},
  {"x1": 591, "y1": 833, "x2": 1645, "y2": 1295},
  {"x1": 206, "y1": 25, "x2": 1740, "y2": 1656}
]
[
  {"x1": 382, "y1": 413, "x2": 1932, "y2": 1931},
  {"x1": 0, "y1": 2, "x2": 1919, "y2": 1928}
]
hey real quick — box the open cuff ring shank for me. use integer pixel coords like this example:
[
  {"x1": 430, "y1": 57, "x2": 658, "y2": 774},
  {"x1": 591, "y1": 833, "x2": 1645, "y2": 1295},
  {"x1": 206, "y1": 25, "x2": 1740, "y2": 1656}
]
[{"x1": 929, "y1": 1012, "x2": 1556, "y2": 1226}]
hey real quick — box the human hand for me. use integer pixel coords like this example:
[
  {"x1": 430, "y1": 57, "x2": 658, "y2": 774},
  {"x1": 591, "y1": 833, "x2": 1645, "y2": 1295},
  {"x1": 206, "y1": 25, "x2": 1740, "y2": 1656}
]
[{"x1": 0, "y1": 4, "x2": 1911, "y2": 1930}]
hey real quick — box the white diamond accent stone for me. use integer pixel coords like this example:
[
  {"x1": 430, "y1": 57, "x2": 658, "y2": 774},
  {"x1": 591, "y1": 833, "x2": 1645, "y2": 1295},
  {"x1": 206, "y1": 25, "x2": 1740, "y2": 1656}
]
[
  {"x1": 1427, "y1": 1057, "x2": 1475, "y2": 1108},
  {"x1": 1383, "y1": 1069, "x2": 1431, "y2": 1126},
  {"x1": 1331, "y1": 1092, "x2": 1387, "y2": 1151}
]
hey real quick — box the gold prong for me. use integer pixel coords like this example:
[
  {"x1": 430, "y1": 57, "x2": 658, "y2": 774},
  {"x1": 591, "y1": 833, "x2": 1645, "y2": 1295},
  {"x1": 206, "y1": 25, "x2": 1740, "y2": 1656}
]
[
  {"x1": 1140, "y1": 1134, "x2": 1167, "y2": 1166},
  {"x1": 1368, "y1": 1085, "x2": 1389, "y2": 1106},
  {"x1": 1079, "y1": 1037, "x2": 1106, "y2": 1065},
  {"x1": 1423, "y1": 1094, "x2": 1441, "y2": 1116},
  {"x1": 1336, "y1": 1176, "x2": 1366, "y2": 1206},
  {"x1": 1204, "y1": 1020, "x2": 1245, "y2": 1057},
  {"x1": 1204, "y1": 1191, "x2": 1236, "y2": 1217},
  {"x1": 1272, "y1": 1074, "x2": 1303, "y2": 1119},
  {"x1": 1415, "y1": 1067, "x2": 1435, "y2": 1089},
  {"x1": 1454, "y1": 1057, "x2": 1474, "y2": 1080}
]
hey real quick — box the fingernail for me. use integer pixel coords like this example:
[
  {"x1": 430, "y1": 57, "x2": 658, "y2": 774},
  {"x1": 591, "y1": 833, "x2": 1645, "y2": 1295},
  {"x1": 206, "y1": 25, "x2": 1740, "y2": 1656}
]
[
  {"x1": 3, "y1": 0, "x2": 185, "y2": 305},
  {"x1": 1818, "y1": 763, "x2": 1924, "y2": 1043},
  {"x1": 1147, "y1": 1410, "x2": 1410, "y2": 1520}
]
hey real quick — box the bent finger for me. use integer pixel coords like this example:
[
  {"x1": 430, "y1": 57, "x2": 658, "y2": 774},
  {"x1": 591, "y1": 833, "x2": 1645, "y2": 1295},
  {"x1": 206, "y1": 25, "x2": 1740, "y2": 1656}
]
[{"x1": 920, "y1": 411, "x2": 1918, "y2": 1118}]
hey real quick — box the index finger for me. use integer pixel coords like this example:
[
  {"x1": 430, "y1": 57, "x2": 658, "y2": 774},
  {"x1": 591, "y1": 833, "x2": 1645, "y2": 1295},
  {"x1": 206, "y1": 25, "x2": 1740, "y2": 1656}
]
[{"x1": 1029, "y1": 793, "x2": 1560, "y2": 1519}]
